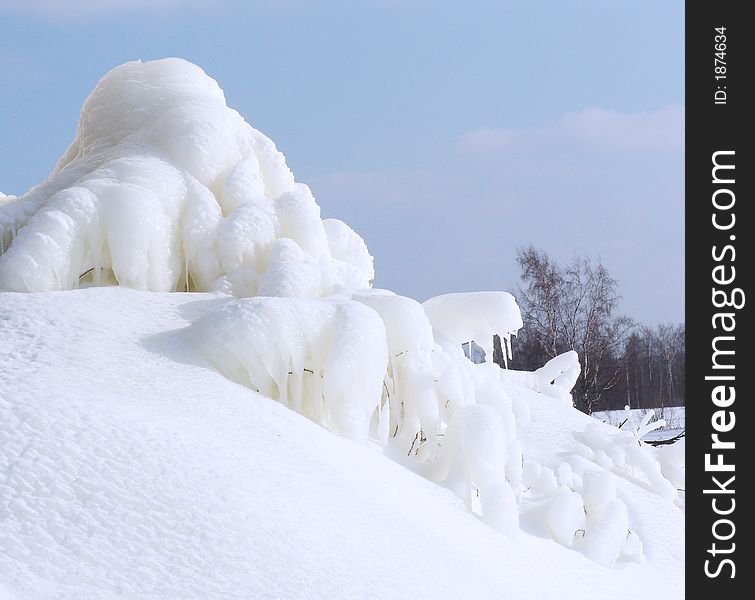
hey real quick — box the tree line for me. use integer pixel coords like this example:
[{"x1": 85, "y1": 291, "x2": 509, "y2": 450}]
[{"x1": 504, "y1": 246, "x2": 684, "y2": 415}]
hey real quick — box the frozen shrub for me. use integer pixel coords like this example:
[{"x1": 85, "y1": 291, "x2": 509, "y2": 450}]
[{"x1": 189, "y1": 297, "x2": 388, "y2": 442}]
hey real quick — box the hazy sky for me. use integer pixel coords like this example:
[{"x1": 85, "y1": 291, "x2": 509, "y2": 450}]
[{"x1": 0, "y1": 0, "x2": 684, "y2": 324}]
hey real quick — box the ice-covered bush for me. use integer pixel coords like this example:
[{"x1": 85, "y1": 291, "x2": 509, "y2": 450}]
[
  {"x1": 545, "y1": 487, "x2": 585, "y2": 547},
  {"x1": 573, "y1": 413, "x2": 679, "y2": 500},
  {"x1": 189, "y1": 288, "x2": 526, "y2": 534},
  {"x1": 0, "y1": 59, "x2": 371, "y2": 295},
  {"x1": 189, "y1": 296, "x2": 388, "y2": 441},
  {"x1": 500, "y1": 350, "x2": 581, "y2": 406},
  {"x1": 352, "y1": 291, "x2": 444, "y2": 453}
]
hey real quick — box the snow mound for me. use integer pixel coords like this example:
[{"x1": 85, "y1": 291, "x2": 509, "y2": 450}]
[{"x1": 0, "y1": 58, "x2": 372, "y2": 295}]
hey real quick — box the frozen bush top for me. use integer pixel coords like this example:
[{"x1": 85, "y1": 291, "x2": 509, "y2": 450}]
[{"x1": 0, "y1": 58, "x2": 372, "y2": 295}]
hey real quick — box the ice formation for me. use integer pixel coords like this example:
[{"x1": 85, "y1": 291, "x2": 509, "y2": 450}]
[
  {"x1": 0, "y1": 58, "x2": 684, "y2": 569},
  {"x1": 545, "y1": 487, "x2": 586, "y2": 547},
  {"x1": 513, "y1": 407, "x2": 683, "y2": 566},
  {"x1": 500, "y1": 350, "x2": 581, "y2": 405},
  {"x1": 573, "y1": 416, "x2": 679, "y2": 500},
  {"x1": 423, "y1": 291, "x2": 522, "y2": 366},
  {"x1": 188, "y1": 296, "x2": 388, "y2": 441},
  {"x1": 0, "y1": 59, "x2": 371, "y2": 295}
]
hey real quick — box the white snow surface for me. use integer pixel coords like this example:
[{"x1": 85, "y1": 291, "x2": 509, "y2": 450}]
[
  {"x1": 0, "y1": 289, "x2": 684, "y2": 599},
  {"x1": 0, "y1": 58, "x2": 683, "y2": 598}
]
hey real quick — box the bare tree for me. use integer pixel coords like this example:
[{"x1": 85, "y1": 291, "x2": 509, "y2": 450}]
[
  {"x1": 512, "y1": 246, "x2": 633, "y2": 414},
  {"x1": 515, "y1": 247, "x2": 563, "y2": 361}
]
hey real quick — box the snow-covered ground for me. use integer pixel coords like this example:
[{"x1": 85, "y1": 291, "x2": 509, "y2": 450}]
[
  {"x1": 1, "y1": 289, "x2": 683, "y2": 599},
  {"x1": 1, "y1": 58, "x2": 683, "y2": 599}
]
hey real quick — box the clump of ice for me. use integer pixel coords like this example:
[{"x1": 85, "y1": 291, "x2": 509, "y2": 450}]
[
  {"x1": 655, "y1": 437, "x2": 685, "y2": 491},
  {"x1": 545, "y1": 487, "x2": 586, "y2": 547},
  {"x1": 354, "y1": 290, "x2": 526, "y2": 520},
  {"x1": 189, "y1": 296, "x2": 388, "y2": 441},
  {"x1": 521, "y1": 460, "x2": 645, "y2": 565},
  {"x1": 582, "y1": 497, "x2": 630, "y2": 567},
  {"x1": 633, "y1": 409, "x2": 666, "y2": 440},
  {"x1": 427, "y1": 403, "x2": 520, "y2": 534},
  {"x1": 516, "y1": 405, "x2": 682, "y2": 565},
  {"x1": 423, "y1": 292, "x2": 523, "y2": 367},
  {"x1": 499, "y1": 350, "x2": 580, "y2": 405},
  {"x1": 573, "y1": 418, "x2": 679, "y2": 501},
  {"x1": 351, "y1": 291, "x2": 444, "y2": 453},
  {"x1": 0, "y1": 58, "x2": 372, "y2": 296}
]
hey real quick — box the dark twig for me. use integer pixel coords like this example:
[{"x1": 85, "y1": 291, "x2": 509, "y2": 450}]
[{"x1": 643, "y1": 430, "x2": 685, "y2": 446}]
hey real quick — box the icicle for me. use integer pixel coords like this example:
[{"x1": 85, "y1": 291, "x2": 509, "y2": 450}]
[{"x1": 635, "y1": 410, "x2": 666, "y2": 441}]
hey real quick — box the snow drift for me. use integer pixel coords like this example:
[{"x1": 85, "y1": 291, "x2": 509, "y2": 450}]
[{"x1": 0, "y1": 58, "x2": 684, "y2": 596}]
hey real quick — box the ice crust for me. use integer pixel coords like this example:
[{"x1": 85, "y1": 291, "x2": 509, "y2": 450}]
[{"x1": 0, "y1": 58, "x2": 684, "y2": 572}]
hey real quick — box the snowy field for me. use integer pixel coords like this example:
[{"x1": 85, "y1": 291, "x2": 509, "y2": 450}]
[{"x1": 0, "y1": 58, "x2": 684, "y2": 599}]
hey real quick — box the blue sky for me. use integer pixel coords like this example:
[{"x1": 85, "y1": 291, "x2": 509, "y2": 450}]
[{"x1": 0, "y1": 0, "x2": 684, "y2": 324}]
